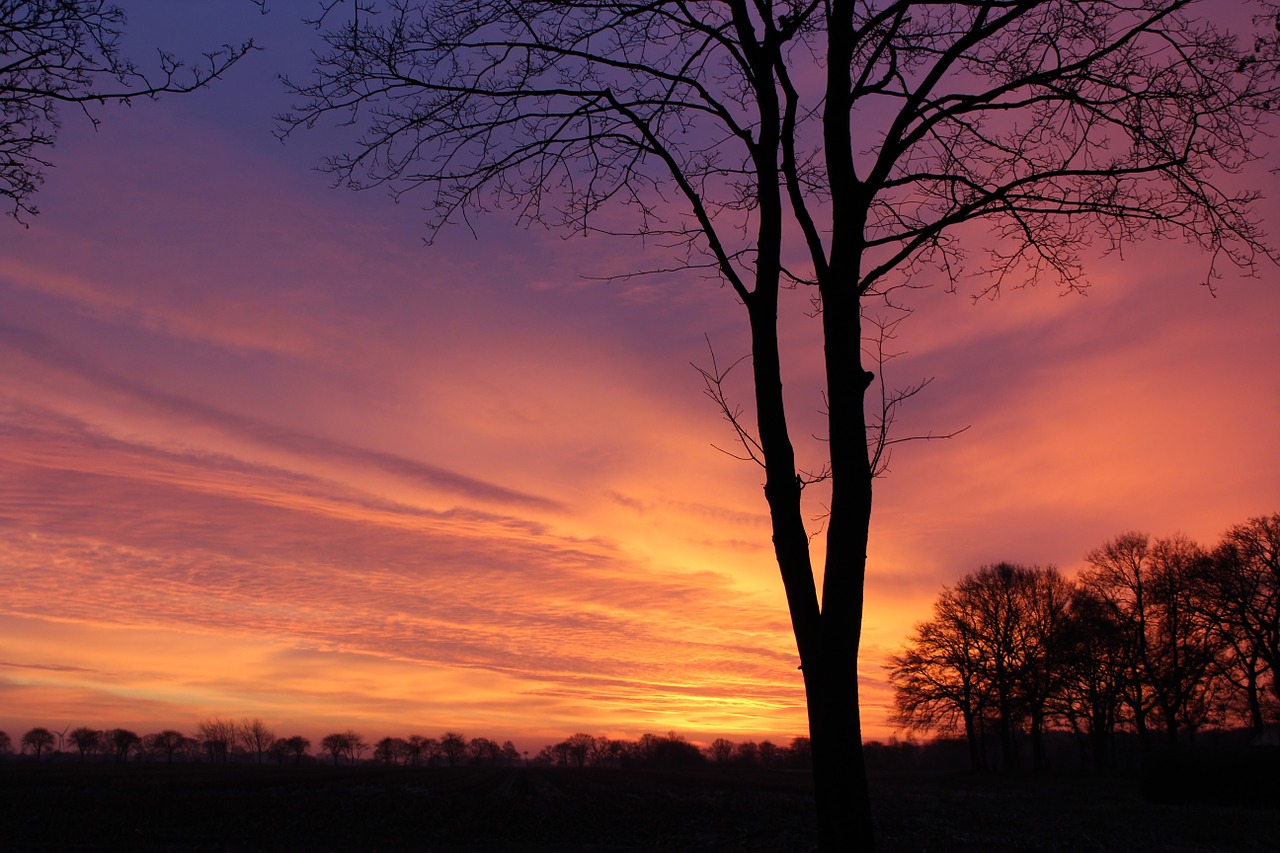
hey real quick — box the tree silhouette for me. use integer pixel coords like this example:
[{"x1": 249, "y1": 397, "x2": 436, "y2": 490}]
[
  {"x1": 888, "y1": 581, "x2": 992, "y2": 770},
  {"x1": 106, "y1": 728, "x2": 140, "y2": 762},
  {"x1": 21, "y1": 726, "x2": 54, "y2": 760},
  {"x1": 320, "y1": 732, "x2": 350, "y2": 766},
  {"x1": 68, "y1": 726, "x2": 102, "y2": 762},
  {"x1": 197, "y1": 717, "x2": 237, "y2": 764},
  {"x1": 1056, "y1": 586, "x2": 1130, "y2": 768},
  {"x1": 143, "y1": 730, "x2": 186, "y2": 763},
  {"x1": 403, "y1": 734, "x2": 433, "y2": 767},
  {"x1": 238, "y1": 717, "x2": 276, "y2": 765},
  {"x1": 1081, "y1": 532, "x2": 1223, "y2": 746},
  {"x1": 273, "y1": 735, "x2": 311, "y2": 764},
  {"x1": 0, "y1": 730, "x2": 10, "y2": 754},
  {"x1": 374, "y1": 736, "x2": 407, "y2": 764},
  {"x1": 283, "y1": 3, "x2": 1278, "y2": 845},
  {"x1": 1205, "y1": 514, "x2": 1280, "y2": 731},
  {"x1": 563, "y1": 733, "x2": 596, "y2": 768},
  {"x1": 439, "y1": 731, "x2": 467, "y2": 767},
  {"x1": 707, "y1": 737, "x2": 736, "y2": 764},
  {"x1": 889, "y1": 562, "x2": 1070, "y2": 770},
  {"x1": 0, "y1": 0, "x2": 254, "y2": 220}
]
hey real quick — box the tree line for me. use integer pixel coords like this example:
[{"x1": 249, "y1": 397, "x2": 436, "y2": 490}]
[
  {"x1": 887, "y1": 514, "x2": 1280, "y2": 771},
  {"x1": 0, "y1": 719, "x2": 812, "y2": 771}
]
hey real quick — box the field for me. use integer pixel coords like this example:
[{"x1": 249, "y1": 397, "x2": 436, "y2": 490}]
[{"x1": 2, "y1": 761, "x2": 1277, "y2": 851}]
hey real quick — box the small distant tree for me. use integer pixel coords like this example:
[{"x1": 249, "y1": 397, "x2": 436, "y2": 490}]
[
  {"x1": 592, "y1": 738, "x2": 627, "y2": 767},
  {"x1": 68, "y1": 727, "x2": 102, "y2": 762},
  {"x1": 345, "y1": 730, "x2": 368, "y2": 763},
  {"x1": 706, "y1": 737, "x2": 736, "y2": 765},
  {"x1": 374, "y1": 736, "x2": 407, "y2": 765},
  {"x1": 632, "y1": 732, "x2": 704, "y2": 767},
  {"x1": 548, "y1": 741, "x2": 572, "y2": 768},
  {"x1": 467, "y1": 736, "x2": 504, "y2": 766},
  {"x1": 238, "y1": 718, "x2": 276, "y2": 765},
  {"x1": 197, "y1": 718, "x2": 237, "y2": 764},
  {"x1": 106, "y1": 728, "x2": 140, "y2": 762},
  {"x1": 786, "y1": 737, "x2": 811, "y2": 770},
  {"x1": 22, "y1": 727, "x2": 54, "y2": 760},
  {"x1": 0, "y1": 730, "x2": 10, "y2": 755},
  {"x1": 320, "y1": 732, "x2": 349, "y2": 766},
  {"x1": 402, "y1": 734, "x2": 430, "y2": 767},
  {"x1": 144, "y1": 730, "x2": 186, "y2": 764},
  {"x1": 439, "y1": 732, "x2": 466, "y2": 767},
  {"x1": 563, "y1": 733, "x2": 595, "y2": 768},
  {"x1": 273, "y1": 735, "x2": 311, "y2": 765}
]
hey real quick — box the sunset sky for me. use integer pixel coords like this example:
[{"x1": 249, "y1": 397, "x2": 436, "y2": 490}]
[{"x1": 1, "y1": 1, "x2": 1277, "y2": 753}]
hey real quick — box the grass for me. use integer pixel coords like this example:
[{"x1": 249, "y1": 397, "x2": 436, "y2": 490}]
[{"x1": 1, "y1": 761, "x2": 1276, "y2": 851}]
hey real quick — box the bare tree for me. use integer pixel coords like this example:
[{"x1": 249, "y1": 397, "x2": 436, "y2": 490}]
[
  {"x1": 403, "y1": 734, "x2": 431, "y2": 766},
  {"x1": 888, "y1": 562, "x2": 1070, "y2": 770},
  {"x1": 1081, "y1": 532, "x2": 1225, "y2": 746},
  {"x1": 1055, "y1": 586, "x2": 1130, "y2": 768},
  {"x1": 320, "y1": 732, "x2": 350, "y2": 765},
  {"x1": 706, "y1": 737, "x2": 736, "y2": 764},
  {"x1": 68, "y1": 726, "x2": 102, "y2": 762},
  {"x1": 562, "y1": 733, "x2": 596, "y2": 768},
  {"x1": 1205, "y1": 514, "x2": 1280, "y2": 731},
  {"x1": 21, "y1": 726, "x2": 54, "y2": 760},
  {"x1": 438, "y1": 731, "x2": 466, "y2": 767},
  {"x1": 106, "y1": 728, "x2": 140, "y2": 762},
  {"x1": 1015, "y1": 568, "x2": 1074, "y2": 770},
  {"x1": 283, "y1": 2, "x2": 1278, "y2": 846},
  {"x1": 346, "y1": 729, "x2": 369, "y2": 763},
  {"x1": 1146, "y1": 535, "x2": 1223, "y2": 739},
  {"x1": 143, "y1": 730, "x2": 186, "y2": 763},
  {"x1": 318, "y1": 729, "x2": 368, "y2": 765},
  {"x1": 197, "y1": 717, "x2": 238, "y2": 764},
  {"x1": 273, "y1": 735, "x2": 312, "y2": 764},
  {"x1": 238, "y1": 717, "x2": 276, "y2": 765},
  {"x1": 0, "y1": 0, "x2": 255, "y2": 220},
  {"x1": 888, "y1": 584, "x2": 990, "y2": 770},
  {"x1": 0, "y1": 730, "x2": 10, "y2": 755},
  {"x1": 374, "y1": 736, "x2": 408, "y2": 764}
]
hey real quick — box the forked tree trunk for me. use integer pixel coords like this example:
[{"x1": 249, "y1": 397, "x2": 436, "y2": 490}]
[{"x1": 746, "y1": 250, "x2": 876, "y2": 849}]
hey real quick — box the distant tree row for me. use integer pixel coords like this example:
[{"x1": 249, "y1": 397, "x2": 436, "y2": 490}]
[
  {"x1": 532, "y1": 731, "x2": 812, "y2": 770},
  {"x1": 887, "y1": 515, "x2": 1280, "y2": 771},
  {"x1": 0, "y1": 720, "x2": 812, "y2": 771}
]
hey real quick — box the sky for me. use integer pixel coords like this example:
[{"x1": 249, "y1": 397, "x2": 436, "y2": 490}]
[{"x1": 1, "y1": 1, "x2": 1278, "y2": 753}]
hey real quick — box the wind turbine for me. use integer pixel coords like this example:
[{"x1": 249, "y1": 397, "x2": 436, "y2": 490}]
[{"x1": 56, "y1": 724, "x2": 70, "y2": 753}]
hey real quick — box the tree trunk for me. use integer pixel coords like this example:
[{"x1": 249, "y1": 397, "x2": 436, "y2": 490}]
[
  {"x1": 964, "y1": 710, "x2": 984, "y2": 772},
  {"x1": 1246, "y1": 670, "x2": 1264, "y2": 733},
  {"x1": 747, "y1": 261, "x2": 874, "y2": 851},
  {"x1": 1030, "y1": 708, "x2": 1047, "y2": 771}
]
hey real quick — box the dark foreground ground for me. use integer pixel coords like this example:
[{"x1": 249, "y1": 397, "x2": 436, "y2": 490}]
[{"x1": 2, "y1": 761, "x2": 1277, "y2": 852}]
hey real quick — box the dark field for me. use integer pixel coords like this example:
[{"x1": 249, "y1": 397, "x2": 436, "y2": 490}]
[{"x1": 2, "y1": 761, "x2": 1277, "y2": 852}]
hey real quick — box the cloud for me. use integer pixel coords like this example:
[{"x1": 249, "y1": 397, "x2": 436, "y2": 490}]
[
  {"x1": 0, "y1": 401, "x2": 810, "y2": 741},
  {"x1": 0, "y1": 325, "x2": 558, "y2": 510}
]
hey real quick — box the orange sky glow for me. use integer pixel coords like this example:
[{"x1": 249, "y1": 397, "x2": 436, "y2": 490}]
[{"x1": 1, "y1": 1, "x2": 1278, "y2": 754}]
